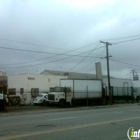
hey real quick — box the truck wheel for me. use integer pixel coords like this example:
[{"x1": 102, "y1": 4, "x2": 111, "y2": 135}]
[
  {"x1": 42, "y1": 101, "x2": 46, "y2": 106},
  {"x1": 59, "y1": 99, "x2": 65, "y2": 108}
]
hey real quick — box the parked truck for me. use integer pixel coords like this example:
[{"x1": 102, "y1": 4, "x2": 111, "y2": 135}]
[
  {"x1": 47, "y1": 79, "x2": 103, "y2": 107},
  {"x1": 103, "y1": 78, "x2": 134, "y2": 103}
]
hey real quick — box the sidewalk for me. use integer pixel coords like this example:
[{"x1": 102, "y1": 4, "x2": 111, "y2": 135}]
[{"x1": 0, "y1": 103, "x2": 139, "y2": 116}]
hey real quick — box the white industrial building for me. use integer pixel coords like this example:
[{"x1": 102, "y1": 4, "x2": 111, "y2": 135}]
[
  {"x1": 8, "y1": 73, "x2": 68, "y2": 105},
  {"x1": 6, "y1": 61, "x2": 138, "y2": 105},
  {"x1": 41, "y1": 69, "x2": 111, "y2": 79}
]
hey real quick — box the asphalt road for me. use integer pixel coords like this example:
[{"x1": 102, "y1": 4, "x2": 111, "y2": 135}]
[{"x1": 0, "y1": 105, "x2": 140, "y2": 140}]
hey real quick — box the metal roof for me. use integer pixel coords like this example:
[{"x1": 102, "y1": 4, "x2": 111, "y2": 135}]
[{"x1": 40, "y1": 70, "x2": 111, "y2": 79}]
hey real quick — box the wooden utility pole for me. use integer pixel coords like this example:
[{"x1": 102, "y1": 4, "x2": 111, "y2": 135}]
[{"x1": 100, "y1": 41, "x2": 112, "y2": 105}]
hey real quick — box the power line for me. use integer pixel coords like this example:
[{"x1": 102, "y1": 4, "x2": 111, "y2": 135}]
[
  {"x1": 76, "y1": 48, "x2": 106, "y2": 73},
  {"x1": 112, "y1": 38, "x2": 140, "y2": 45},
  {"x1": 110, "y1": 58, "x2": 135, "y2": 70},
  {"x1": 102, "y1": 34, "x2": 140, "y2": 41},
  {"x1": 0, "y1": 55, "x2": 81, "y2": 69},
  {"x1": 73, "y1": 35, "x2": 140, "y2": 73},
  {"x1": 1, "y1": 47, "x2": 104, "y2": 68},
  {"x1": 1, "y1": 36, "x2": 140, "y2": 67},
  {"x1": 0, "y1": 49, "x2": 99, "y2": 66},
  {"x1": 0, "y1": 37, "x2": 69, "y2": 51},
  {"x1": 68, "y1": 43, "x2": 100, "y2": 72},
  {"x1": 0, "y1": 37, "x2": 99, "y2": 51},
  {"x1": 110, "y1": 58, "x2": 140, "y2": 68},
  {"x1": 1, "y1": 34, "x2": 140, "y2": 50},
  {"x1": 0, "y1": 45, "x2": 104, "y2": 67},
  {"x1": 0, "y1": 41, "x2": 100, "y2": 66},
  {"x1": 0, "y1": 46, "x2": 74, "y2": 54}
]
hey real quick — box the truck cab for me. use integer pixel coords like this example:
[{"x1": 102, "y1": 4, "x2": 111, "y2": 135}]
[{"x1": 48, "y1": 87, "x2": 72, "y2": 107}]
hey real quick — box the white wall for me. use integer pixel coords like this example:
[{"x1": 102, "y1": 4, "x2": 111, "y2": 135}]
[
  {"x1": 0, "y1": 71, "x2": 6, "y2": 76},
  {"x1": 8, "y1": 73, "x2": 67, "y2": 105},
  {"x1": 103, "y1": 78, "x2": 132, "y2": 87},
  {"x1": 133, "y1": 81, "x2": 140, "y2": 87},
  {"x1": 103, "y1": 78, "x2": 133, "y2": 96},
  {"x1": 132, "y1": 81, "x2": 140, "y2": 97}
]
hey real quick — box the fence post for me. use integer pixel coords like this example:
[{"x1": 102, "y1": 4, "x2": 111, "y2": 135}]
[
  {"x1": 111, "y1": 86, "x2": 114, "y2": 104},
  {"x1": 87, "y1": 86, "x2": 88, "y2": 106},
  {"x1": 131, "y1": 87, "x2": 134, "y2": 103}
]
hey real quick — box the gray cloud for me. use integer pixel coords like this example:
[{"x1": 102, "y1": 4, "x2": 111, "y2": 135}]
[{"x1": 0, "y1": 0, "x2": 140, "y2": 79}]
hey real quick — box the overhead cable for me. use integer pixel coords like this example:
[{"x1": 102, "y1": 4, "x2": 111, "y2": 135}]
[
  {"x1": 76, "y1": 48, "x2": 106, "y2": 73},
  {"x1": 1, "y1": 47, "x2": 105, "y2": 68},
  {"x1": 102, "y1": 34, "x2": 140, "y2": 41},
  {"x1": 68, "y1": 43, "x2": 101, "y2": 72},
  {"x1": 112, "y1": 38, "x2": 140, "y2": 45},
  {"x1": 0, "y1": 46, "x2": 104, "y2": 67},
  {"x1": 110, "y1": 58, "x2": 140, "y2": 68},
  {"x1": 0, "y1": 37, "x2": 98, "y2": 51}
]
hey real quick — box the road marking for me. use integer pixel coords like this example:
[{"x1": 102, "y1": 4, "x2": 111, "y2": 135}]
[
  {"x1": 129, "y1": 110, "x2": 140, "y2": 112},
  {"x1": 1, "y1": 116, "x2": 140, "y2": 140},
  {"x1": 50, "y1": 116, "x2": 76, "y2": 121},
  {"x1": 115, "y1": 111, "x2": 123, "y2": 113}
]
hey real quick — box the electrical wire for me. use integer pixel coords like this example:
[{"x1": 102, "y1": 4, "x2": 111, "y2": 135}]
[
  {"x1": 112, "y1": 38, "x2": 140, "y2": 45},
  {"x1": 76, "y1": 48, "x2": 106, "y2": 79},
  {"x1": 0, "y1": 53, "x2": 98, "y2": 66},
  {"x1": 0, "y1": 37, "x2": 98, "y2": 51},
  {"x1": 68, "y1": 43, "x2": 101, "y2": 72},
  {"x1": 110, "y1": 58, "x2": 140, "y2": 68},
  {"x1": 1, "y1": 35, "x2": 140, "y2": 67},
  {"x1": 0, "y1": 37, "x2": 69, "y2": 51},
  {"x1": 1, "y1": 34, "x2": 140, "y2": 49},
  {"x1": 102, "y1": 34, "x2": 140, "y2": 41},
  {"x1": 0, "y1": 41, "x2": 100, "y2": 66},
  {"x1": 78, "y1": 49, "x2": 106, "y2": 74},
  {"x1": 0, "y1": 46, "x2": 70, "y2": 54},
  {"x1": 0, "y1": 46, "x2": 105, "y2": 67},
  {"x1": 2, "y1": 35, "x2": 140, "y2": 70},
  {"x1": 1, "y1": 47, "x2": 104, "y2": 68}
]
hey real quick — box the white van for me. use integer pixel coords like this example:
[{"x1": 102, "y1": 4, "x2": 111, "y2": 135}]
[{"x1": 33, "y1": 93, "x2": 48, "y2": 106}]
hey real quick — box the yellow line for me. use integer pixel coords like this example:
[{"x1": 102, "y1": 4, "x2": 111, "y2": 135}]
[{"x1": 1, "y1": 116, "x2": 140, "y2": 140}]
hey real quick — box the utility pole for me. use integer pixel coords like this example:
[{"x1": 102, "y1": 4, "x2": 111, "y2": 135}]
[
  {"x1": 100, "y1": 41, "x2": 112, "y2": 105},
  {"x1": 132, "y1": 70, "x2": 135, "y2": 81},
  {"x1": 131, "y1": 69, "x2": 139, "y2": 81}
]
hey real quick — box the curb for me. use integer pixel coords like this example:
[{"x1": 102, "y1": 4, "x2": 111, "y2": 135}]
[{"x1": 0, "y1": 103, "x2": 139, "y2": 116}]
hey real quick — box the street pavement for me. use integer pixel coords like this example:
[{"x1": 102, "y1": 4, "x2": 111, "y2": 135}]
[{"x1": 0, "y1": 104, "x2": 140, "y2": 140}]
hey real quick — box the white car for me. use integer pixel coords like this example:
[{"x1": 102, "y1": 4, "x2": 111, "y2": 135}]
[{"x1": 33, "y1": 93, "x2": 48, "y2": 106}]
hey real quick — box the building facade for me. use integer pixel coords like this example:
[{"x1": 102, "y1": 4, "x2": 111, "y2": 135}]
[{"x1": 8, "y1": 73, "x2": 68, "y2": 105}]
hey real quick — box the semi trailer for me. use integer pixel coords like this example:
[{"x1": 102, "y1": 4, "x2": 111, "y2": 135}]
[{"x1": 103, "y1": 78, "x2": 134, "y2": 102}]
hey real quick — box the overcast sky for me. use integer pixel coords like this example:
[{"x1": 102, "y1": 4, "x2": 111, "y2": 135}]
[{"x1": 0, "y1": 0, "x2": 140, "y2": 79}]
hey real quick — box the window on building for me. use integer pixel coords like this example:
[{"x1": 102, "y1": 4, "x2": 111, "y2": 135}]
[
  {"x1": 31, "y1": 88, "x2": 39, "y2": 98},
  {"x1": 8, "y1": 88, "x2": 16, "y2": 95}
]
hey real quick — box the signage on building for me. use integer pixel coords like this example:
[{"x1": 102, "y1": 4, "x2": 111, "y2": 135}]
[{"x1": 28, "y1": 77, "x2": 35, "y2": 80}]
